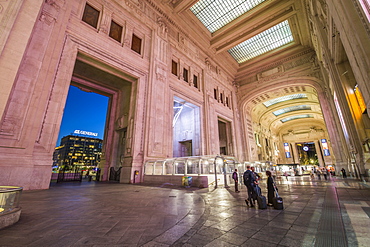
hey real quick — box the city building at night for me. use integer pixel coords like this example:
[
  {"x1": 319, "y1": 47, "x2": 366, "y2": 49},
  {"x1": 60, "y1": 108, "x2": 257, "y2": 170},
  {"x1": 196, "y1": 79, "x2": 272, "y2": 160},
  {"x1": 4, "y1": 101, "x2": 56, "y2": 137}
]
[{"x1": 53, "y1": 135, "x2": 102, "y2": 170}]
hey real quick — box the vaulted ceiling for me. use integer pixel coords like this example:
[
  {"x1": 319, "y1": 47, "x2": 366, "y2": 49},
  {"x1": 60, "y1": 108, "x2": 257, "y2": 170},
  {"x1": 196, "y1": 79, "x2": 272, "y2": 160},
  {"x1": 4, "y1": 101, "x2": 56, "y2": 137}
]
[{"x1": 166, "y1": 0, "x2": 326, "y2": 137}]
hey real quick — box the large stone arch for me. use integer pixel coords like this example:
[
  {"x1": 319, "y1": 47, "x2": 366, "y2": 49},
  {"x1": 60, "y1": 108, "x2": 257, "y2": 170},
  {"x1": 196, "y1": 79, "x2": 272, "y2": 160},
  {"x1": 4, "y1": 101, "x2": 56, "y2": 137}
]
[
  {"x1": 237, "y1": 75, "x2": 348, "y2": 168},
  {"x1": 59, "y1": 36, "x2": 149, "y2": 184}
]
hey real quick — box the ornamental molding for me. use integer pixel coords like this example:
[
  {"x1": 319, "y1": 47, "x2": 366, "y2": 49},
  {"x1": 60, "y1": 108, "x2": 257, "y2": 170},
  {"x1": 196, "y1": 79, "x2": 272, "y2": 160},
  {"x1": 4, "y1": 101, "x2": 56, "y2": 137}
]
[
  {"x1": 39, "y1": 11, "x2": 55, "y2": 25},
  {"x1": 157, "y1": 17, "x2": 168, "y2": 39},
  {"x1": 125, "y1": 0, "x2": 144, "y2": 16},
  {"x1": 41, "y1": 0, "x2": 65, "y2": 25},
  {"x1": 239, "y1": 50, "x2": 316, "y2": 85},
  {"x1": 45, "y1": 0, "x2": 64, "y2": 12},
  {"x1": 155, "y1": 63, "x2": 167, "y2": 82}
]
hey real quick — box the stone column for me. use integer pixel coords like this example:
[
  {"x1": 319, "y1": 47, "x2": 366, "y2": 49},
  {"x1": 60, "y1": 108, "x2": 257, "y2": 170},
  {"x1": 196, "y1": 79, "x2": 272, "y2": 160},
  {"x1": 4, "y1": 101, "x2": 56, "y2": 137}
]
[{"x1": 315, "y1": 140, "x2": 325, "y2": 167}]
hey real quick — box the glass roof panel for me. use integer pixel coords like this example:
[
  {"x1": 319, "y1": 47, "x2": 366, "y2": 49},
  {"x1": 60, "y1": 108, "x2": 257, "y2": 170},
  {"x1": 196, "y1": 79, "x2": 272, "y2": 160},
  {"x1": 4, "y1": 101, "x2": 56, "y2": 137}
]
[
  {"x1": 281, "y1": 114, "x2": 313, "y2": 123},
  {"x1": 228, "y1": 20, "x2": 293, "y2": 63},
  {"x1": 273, "y1": 105, "x2": 312, "y2": 116},
  {"x1": 263, "y1": 94, "x2": 308, "y2": 107},
  {"x1": 190, "y1": 0, "x2": 266, "y2": 33}
]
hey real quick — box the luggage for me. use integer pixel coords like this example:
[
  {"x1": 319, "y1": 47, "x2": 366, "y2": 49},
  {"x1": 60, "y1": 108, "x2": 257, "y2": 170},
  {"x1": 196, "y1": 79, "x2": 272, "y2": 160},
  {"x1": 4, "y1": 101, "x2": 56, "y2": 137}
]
[
  {"x1": 257, "y1": 194, "x2": 267, "y2": 209},
  {"x1": 272, "y1": 196, "x2": 284, "y2": 210},
  {"x1": 272, "y1": 181, "x2": 284, "y2": 210},
  {"x1": 251, "y1": 184, "x2": 260, "y2": 200},
  {"x1": 255, "y1": 184, "x2": 267, "y2": 209}
]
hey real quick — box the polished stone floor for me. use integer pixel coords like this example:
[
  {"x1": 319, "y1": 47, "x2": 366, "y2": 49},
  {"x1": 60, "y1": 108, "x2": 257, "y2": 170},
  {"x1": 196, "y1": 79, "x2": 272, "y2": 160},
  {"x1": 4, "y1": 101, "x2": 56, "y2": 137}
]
[{"x1": 0, "y1": 175, "x2": 369, "y2": 247}]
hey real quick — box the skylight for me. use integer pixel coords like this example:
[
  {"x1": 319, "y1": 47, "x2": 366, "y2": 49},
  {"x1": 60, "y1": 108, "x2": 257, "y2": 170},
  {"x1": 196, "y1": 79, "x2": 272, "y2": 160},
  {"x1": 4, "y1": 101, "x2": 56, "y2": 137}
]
[
  {"x1": 190, "y1": 0, "x2": 266, "y2": 33},
  {"x1": 273, "y1": 105, "x2": 311, "y2": 116},
  {"x1": 281, "y1": 114, "x2": 313, "y2": 123},
  {"x1": 263, "y1": 94, "x2": 307, "y2": 107},
  {"x1": 228, "y1": 20, "x2": 293, "y2": 63}
]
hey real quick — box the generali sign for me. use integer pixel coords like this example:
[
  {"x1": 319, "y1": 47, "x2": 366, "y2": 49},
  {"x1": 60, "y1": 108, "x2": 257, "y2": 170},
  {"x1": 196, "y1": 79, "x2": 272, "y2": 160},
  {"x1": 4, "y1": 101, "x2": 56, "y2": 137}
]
[{"x1": 73, "y1": 130, "x2": 98, "y2": 137}]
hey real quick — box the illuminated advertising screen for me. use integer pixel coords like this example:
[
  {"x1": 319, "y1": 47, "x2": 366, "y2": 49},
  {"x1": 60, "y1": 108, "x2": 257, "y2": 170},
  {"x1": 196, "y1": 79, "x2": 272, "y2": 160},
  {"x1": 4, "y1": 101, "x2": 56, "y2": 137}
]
[
  {"x1": 354, "y1": 85, "x2": 366, "y2": 113},
  {"x1": 284, "y1": 143, "x2": 291, "y2": 158},
  {"x1": 321, "y1": 139, "x2": 330, "y2": 156}
]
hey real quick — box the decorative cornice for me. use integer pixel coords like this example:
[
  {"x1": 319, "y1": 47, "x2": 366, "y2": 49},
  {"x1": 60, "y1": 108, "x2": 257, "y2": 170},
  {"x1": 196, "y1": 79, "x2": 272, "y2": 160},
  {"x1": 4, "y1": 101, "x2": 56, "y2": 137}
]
[
  {"x1": 352, "y1": 0, "x2": 370, "y2": 38},
  {"x1": 125, "y1": 0, "x2": 144, "y2": 16},
  {"x1": 238, "y1": 49, "x2": 316, "y2": 85}
]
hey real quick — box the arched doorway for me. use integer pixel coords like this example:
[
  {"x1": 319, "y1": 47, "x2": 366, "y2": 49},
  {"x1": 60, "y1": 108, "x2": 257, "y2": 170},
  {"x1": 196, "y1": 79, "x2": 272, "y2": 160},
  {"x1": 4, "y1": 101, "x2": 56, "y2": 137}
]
[{"x1": 58, "y1": 54, "x2": 137, "y2": 183}]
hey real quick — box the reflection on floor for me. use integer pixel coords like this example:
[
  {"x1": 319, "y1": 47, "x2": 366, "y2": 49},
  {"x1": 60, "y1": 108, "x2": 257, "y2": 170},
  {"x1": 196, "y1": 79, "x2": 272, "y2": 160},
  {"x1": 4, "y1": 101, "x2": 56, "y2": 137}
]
[{"x1": 0, "y1": 176, "x2": 369, "y2": 246}]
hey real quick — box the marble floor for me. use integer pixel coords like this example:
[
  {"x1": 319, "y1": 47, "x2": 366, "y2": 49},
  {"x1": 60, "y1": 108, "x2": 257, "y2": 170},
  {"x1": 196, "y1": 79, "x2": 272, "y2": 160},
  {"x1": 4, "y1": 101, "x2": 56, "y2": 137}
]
[{"x1": 0, "y1": 176, "x2": 369, "y2": 246}]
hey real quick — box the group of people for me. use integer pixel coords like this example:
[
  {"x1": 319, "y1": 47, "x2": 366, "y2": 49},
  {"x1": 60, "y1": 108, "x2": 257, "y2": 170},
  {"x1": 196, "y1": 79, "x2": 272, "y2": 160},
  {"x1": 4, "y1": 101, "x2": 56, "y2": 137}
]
[
  {"x1": 232, "y1": 166, "x2": 350, "y2": 208},
  {"x1": 311, "y1": 167, "x2": 338, "y2": 180},
  {"x1": 232, "y1": 166, "x2": 347, "y2": 207},
  {"x1": 232, "y1": 166, "x2": 276, "y2": 207}
]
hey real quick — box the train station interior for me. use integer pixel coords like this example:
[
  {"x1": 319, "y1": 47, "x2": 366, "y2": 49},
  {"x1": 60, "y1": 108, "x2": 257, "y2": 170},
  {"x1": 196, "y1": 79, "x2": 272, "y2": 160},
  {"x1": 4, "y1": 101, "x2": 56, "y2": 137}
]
[{"x1": 1, "y1": 0, "x2": 370, "y2": 245}]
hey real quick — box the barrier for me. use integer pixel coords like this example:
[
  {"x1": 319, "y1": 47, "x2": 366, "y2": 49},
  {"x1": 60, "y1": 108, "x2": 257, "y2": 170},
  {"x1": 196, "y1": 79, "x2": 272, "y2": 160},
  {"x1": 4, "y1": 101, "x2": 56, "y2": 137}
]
[{"x1": 0, "y1": 186, "x2": 23, "y2": 229}]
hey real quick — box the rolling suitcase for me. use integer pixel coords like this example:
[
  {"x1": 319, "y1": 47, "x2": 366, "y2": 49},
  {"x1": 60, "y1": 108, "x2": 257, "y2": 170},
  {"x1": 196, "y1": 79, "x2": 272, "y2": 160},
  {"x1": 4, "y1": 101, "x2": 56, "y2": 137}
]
[
  {"x1": 255, "y1": 184, "x2": 267, "y2": 209},
  {"x1": 272, "y1": 181, "x2": 284, "y2": 210}
]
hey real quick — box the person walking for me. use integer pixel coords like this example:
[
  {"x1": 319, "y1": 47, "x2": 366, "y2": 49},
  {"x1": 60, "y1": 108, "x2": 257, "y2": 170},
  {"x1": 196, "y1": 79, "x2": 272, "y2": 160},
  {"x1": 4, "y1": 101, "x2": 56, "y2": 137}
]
[
  {"x1": 341, "y1": 168, "x2": 347, "y2": 178},
  {"x1": 243, "y1": 166, "x2": 257, "y2": 207},
  {"x1": 316, "y1": 169, "x2": 322, "y2": 180},
  {"x1": 266, "y1": 171, "x2": 274, "y2": 206},
  {"x1": 310, "y1": 169, "x2": 314, "y2": 179},
  {"x1": 322, "y1": 168, "x2": 327, "y2": 180},
  {"x1": 232, "y1": 169, "x2": 240, "y2": 193},
  {"x1": 284, "y1": 171, "x2": 288, "y2": 180}
]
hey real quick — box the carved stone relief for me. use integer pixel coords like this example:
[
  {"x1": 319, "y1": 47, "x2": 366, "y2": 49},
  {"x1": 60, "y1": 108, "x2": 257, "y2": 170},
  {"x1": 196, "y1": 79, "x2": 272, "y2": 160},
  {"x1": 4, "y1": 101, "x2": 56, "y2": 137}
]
[
  {"x1": 40, "y1": 0, "x2": 65, "y2": 25},
  {"x1": 157, "y1": 17, "x2": 168, "y2": 39},
  {"x1": 257, "y1": 66, "x2": 284, "y2": 81},
  {"x1": 99, "y1": 9, "x2": 113, "y2": 35},
  {"x1": 116, "y1": 114, "x2": 128, "y2": 130},
  {"x1": 124, "y1": 0, "x2": 144, "y2": 16},
  {"x1": 155, "y1": 63, "x2": 167, "y2": 82}
]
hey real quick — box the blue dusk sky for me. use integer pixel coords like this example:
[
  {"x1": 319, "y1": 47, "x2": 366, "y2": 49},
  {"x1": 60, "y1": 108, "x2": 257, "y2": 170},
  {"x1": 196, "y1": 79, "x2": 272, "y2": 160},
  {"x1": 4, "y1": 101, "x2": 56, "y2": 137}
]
[{"x1": 56, "y1": 85, "x2": 109, "y2": 146}]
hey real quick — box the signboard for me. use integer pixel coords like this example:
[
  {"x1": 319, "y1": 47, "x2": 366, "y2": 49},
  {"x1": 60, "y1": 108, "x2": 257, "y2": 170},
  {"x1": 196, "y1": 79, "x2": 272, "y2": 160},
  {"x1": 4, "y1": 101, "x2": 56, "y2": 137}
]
[
  {"x1": 321, "y1": 139, "x2": 330, "y2": 156},
  {"x1": 74, "y1": 130, "x2": 98, "y2": 137},
  {"x1": 284, "y1": 143, "x2": 291, "y2": 158}
]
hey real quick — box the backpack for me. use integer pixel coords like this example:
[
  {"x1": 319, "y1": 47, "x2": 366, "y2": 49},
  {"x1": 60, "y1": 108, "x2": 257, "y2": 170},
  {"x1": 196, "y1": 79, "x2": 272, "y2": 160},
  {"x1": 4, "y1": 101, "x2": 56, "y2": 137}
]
[{"x1": 243, "y1": 170, "x2": 253, "y2": 185}]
